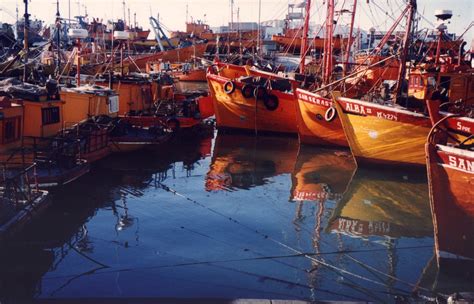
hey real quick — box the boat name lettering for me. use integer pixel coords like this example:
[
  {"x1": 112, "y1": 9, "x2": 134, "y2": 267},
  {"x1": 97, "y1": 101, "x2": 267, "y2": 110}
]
[
  {"x1": 456, "y1": 121, "x2": 471, "y2": 133},
  {"x1": 298, "y1": 93, "x2": 331, "y2": 107},
  {"x1": 338, "y1": 219, "x2": 391, "y2": 234},
  {"x1": 376, "y1": 111, "x2": 398, "y2": 121},
  {"x1": 448, "y1": 155, "x2": 474, "y2": 172},
  {"x1": 345, "y1": 102, "x2": 369, "y2": 115}
]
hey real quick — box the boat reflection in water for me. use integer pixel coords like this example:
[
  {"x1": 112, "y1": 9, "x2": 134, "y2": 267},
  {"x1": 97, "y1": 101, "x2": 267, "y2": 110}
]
[
  {"x1": 206, "y1": 132, "x2": 299, "y2": 191},
  {"x1": 290, "y1": 146, "x2": 355, "y2": 203},
  {"x1": 328, "y1": 168, "x2": 433, "y2": 239}
]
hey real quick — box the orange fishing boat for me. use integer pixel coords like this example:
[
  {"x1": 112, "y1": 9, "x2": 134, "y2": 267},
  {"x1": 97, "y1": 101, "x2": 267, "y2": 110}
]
[
  {"x1": 291, "y1": 146, "x2": 355, "y2": 202},
  {"x1": 127, "y1": 43, "x2": 208, "y2": 72},
  {"x1": 170, "y1": 20, "x2": 258, "y2": 43},
  {"x1": 173, "y1": 68, "x2": 207, "y2": 82},
  {"x1": 334, "y1": 95, "x2": 474, "y2": 167},
  {"x1": 327, "y1": 168, "x2": 433, "y2": 239},
  {"x1": 426, "y1": 115, "x2": 474, "y2": 271},
  {"x1": 332, "y1": 3, "x2": 473, "y2": 167},
  {"x1": 295, "y1": 89, "x2": 348, "y2": 147},
  {"x1": 147, "y1": 62, "x2": 207, "y2": 82},
  {"x1": 272, "y1": 34, "x2": 349, "y2": 54},
  {"x1": 205, "y1": 133, "x2": 299, "y2": 191},
  {"x1": 98, "y1": 73, "x2": 213, "y2": 132},
  {"x1": 0, "y1": 88, "x2": 90, "y2": 187},
  {"x1": 207, "y1": 63, "x2": 299, "y2": 134}
]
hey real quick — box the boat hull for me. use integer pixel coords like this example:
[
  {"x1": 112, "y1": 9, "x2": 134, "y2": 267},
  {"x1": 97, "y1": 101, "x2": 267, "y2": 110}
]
[
  {"x1": 426, "y1": 143, "x2": 474, "y2": 271},
  {"x1": 175, "y1": 69, "x2": 207, "y2": 82},
  {"x1": 207, "y1": 74, "x2": 298, "y2": 134},
  {"x1": 128, "y1": 44, "x2": 208, "y2": 72},
  {"x1": 295, "y1": 89, "x2": 348, "y2": 147},
  {"x1": 335, "y1": 98, "x2": 432, "y2": 167}
]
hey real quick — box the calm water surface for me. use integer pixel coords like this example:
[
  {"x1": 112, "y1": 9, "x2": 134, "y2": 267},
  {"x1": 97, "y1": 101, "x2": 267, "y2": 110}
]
[{"x1": 0, "y1": 84, "x2": 471, "y2": 303}]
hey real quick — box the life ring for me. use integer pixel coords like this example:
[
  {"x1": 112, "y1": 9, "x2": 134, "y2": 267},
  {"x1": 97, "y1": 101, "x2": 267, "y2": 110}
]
[
  {"x1": 254, "y1": 86, "x2": 267, "y2": 100},
  {"x1": 263, "y1": 94, "x2": 279, "y2": 111},
  {"x1": 166, "y1": 118, "x2": 181, "y2": 131},
  {"x1": 223, "y1": 81, "x2": 235, "y2": 94},
  {"x1": 241, "y1": 84, "x2": 254, "y2": 99},
  {"x1": 324, "y1": 106, "x2": 337, "y2": 122}
]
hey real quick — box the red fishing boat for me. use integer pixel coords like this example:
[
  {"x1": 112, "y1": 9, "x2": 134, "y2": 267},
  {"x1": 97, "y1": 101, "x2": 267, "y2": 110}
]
[
  {"x1": 426, "y1": 115, "x2": 474, "y2": 272},
  {"x1": 207, "y1": 62, "x2": 299, "y2": 134}
]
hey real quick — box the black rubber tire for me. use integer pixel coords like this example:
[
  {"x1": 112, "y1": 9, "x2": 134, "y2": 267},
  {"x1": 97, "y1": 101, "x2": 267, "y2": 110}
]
[
  {"x1": 223, "y1": 81, "x2": 236, "y2": 94},
  {"x1": 253, "y1": 86, "x2": 267, "y2": 101},
  {"x1": 166, "y1": 118, "x2": 181, "y2": 131},
  {"x1": 241, "y1": 84, "x2": 254, "y2": 99},
  {"x1": 263, "y1": 94, "x2": 279, "y2": 111}
]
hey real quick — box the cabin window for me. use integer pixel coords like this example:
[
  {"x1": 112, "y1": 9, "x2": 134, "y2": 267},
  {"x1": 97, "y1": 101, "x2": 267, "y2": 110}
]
[
  {"x1": 108, "y1": 95, "x2": 119, "y2": 113},
  {"x1": 427, "y1": 77, "x2": 436, "y2": 88},
  {"x1": 42, "y1": 106, "x2": 60, "y2": 125},
  {"x1": 439, "y1": 76, "x2": 451, "y2": 92},
  {"x1": 2, "y1": 117, "x2": 20, "y2": 144}
]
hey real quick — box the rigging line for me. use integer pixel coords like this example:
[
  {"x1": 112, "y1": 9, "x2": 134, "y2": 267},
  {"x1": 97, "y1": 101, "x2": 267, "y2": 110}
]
[
  {"x1": 78, "y1": 184, "x2": 431, "y2": 294},
  {"x1": 48, "y1": 265, "x2": 106, "y2": 296},
  {"x1": 153, "y1": 181, "x2": 427, "y2": 291},
  {"x1": 43, "y1": 246, "x2": 366, "y2": 301}
]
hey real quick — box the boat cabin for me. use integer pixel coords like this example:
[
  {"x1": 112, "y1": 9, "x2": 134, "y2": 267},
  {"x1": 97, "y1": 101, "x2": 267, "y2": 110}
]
[
  {"x1": 408, "y1": 69, "x2": 474, "y2": 105},
  {"x1": 0, "y1": 96, "x2": 23, "y2": 155},
  {"x1": 60, "y1": 85, "x2": 119, "y2": 127}
]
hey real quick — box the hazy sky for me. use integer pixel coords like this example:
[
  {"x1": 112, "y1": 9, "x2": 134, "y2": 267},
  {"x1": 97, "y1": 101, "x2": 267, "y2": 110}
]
[{"x1": 1, "y1": 0, "x2": 472, "y2": 41}]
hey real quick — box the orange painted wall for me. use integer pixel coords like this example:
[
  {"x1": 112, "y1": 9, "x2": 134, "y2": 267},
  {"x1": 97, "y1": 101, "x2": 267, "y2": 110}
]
[
  {"x1": 0, "y1": 103, "x2": 23, "y2": 153},
  {"x1": 23, "y1": 101, "x2": 63, "y2": 138}
]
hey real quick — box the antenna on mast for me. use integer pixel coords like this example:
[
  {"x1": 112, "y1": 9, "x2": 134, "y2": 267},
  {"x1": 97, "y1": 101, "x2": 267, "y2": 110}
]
[
  {"x1": 55, "y1": 0, "x2": 61, "y2": 76},
  {"x1": 186, "y1": 4, "x2": 189, "y2": 24},
  {"x1": 122, "y1": 0, "x2": 126, "y2": 25},
  {"x1": 230, "y1": 0, "x2": 234, "y2": 32}
]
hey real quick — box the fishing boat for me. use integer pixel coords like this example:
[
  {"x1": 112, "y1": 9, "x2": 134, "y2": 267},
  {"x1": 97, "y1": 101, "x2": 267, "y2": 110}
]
[
  {"x1": 0, "y1": 163, "x2": 49, "y2": 240},
  {"x1": 0, "y1": 81, "x2": 90, "y2": 187},
  {"x1": 426, "y1": 115, "x2": 474, "y2": 272},
  {"x1": 126, "y1": 43, "x2": 208, "y2": 72},
  {"x1": 293, "y1": 0, "x2": 417, "y2": 148},
  {"x1": 333, "y1": 6, "x2": 474, "y2": 167},
  {"x1": 207, "y1": 62, "x2": 299, "y2": 134}
]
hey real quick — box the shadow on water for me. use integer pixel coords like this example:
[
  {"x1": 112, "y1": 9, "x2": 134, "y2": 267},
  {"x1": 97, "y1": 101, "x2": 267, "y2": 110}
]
[{"x1": 0, "y1": 131, "x2": 470, "y2": 303}]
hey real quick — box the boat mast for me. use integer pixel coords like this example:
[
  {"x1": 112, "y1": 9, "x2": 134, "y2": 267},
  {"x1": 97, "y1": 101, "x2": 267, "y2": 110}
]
[
  {"x1": 343, "y1": 0, "x2": 357, "y2": 77},
  {"x1": 299, "y1": 0, "x2": 311, "y2": 74},
  {"x1": 68, "y1": 0, "x2": 71, "y2": 25},
  {"x1": 122, "y1": 0, "x2": 126, "y2": 26},
  {"x1": 323, "y1": 0, "x2": 334, "y2": 84},
  {"x1": 230, "y1": 0, "x2": 234, "y2": 32},
  {"x1": 257, "y1": 0, "x2": 261, "y2": 56},
  {"x1": 55, "y1": 0, "x2": 61, "y2": 77},
  {"x1": 395, "y1": 0, "x2": 417, "y2": 99},
  {"x1": 23, "y1": 0, "x2": 29, "y2": 82}
]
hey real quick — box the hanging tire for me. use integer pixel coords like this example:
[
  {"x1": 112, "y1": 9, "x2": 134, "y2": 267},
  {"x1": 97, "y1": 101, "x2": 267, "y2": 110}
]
[
  {"x1": 263, "y1": 94, "x2": 279, "y2": 111},
  {"x1": 324, "y1": 106, "x2": 337, "y2": 122},
  {"x1": 241, "y1": 84, "x2": 254, "y2": 99},
  {"x1": 254, "y1": 86, "x2": 267, "y2": 100},
  {"x1": 166, "y1": 118, "x2": 180, "y2": 131},
  {"x1": 223, "y1": 81, "x2": 235, "y2": 94}
]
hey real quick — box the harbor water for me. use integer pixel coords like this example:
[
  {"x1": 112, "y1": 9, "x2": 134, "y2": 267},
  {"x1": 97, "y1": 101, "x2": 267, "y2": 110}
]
[{"x1": 1, "y1": 129, "x2": 471, "y2": 303}]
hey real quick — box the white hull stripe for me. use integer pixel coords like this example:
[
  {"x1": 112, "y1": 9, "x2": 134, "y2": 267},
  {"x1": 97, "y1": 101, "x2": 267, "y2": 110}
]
[{"x1": 438, "y1": 250, "x2": 474, "y2": 261}]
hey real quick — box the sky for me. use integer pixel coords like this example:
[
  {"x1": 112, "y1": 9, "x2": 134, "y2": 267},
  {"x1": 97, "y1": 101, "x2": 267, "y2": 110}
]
[{"x1": 0, "y1": 0, "x2": 472, "y2": 42}]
